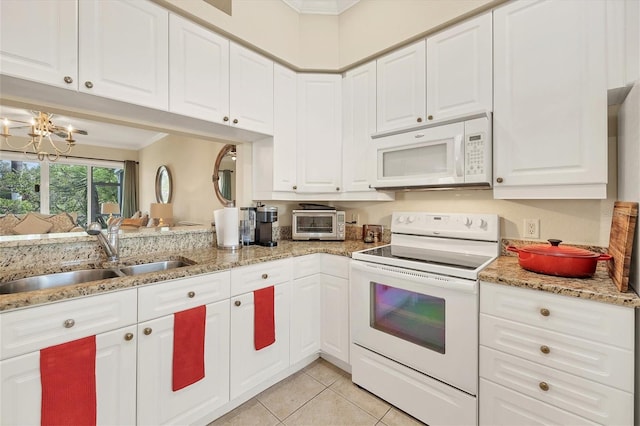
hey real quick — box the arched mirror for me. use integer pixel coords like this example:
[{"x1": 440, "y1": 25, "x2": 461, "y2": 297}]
[
  {"x1": 212, "y1": 144, "x2": 236, "y2": 207},
  {"x1": 155, "y1": 165, "x2": 173, "y2": 203}
]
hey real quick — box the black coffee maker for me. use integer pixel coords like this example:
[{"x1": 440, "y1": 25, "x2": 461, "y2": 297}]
[{"x1": 256, "y1": 205, "x2": 278, "y2": 247}]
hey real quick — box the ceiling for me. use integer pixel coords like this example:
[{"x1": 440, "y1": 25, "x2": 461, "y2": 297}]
[
  {"x1": 280, "y1": 0, "x2": 360, "y2": 15},
  {"x1": 0, "y1": 106, "x2": 167, "y2": 151}
]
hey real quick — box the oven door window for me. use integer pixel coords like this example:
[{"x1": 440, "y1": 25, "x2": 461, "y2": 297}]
[
  {"x1": 295, "y1": 215, "x2": 335, "y2": 234},
  {"x1": 370, "y1": 282, "x2": 445, "y2": 354}
]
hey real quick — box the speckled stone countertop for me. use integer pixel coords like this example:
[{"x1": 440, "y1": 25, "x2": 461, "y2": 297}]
[
  {"x1": 0, "y1": 240, "x2": 383, "y2": 312},
  {"x1": 479, "y1": 256, "x2": 640, "y2": 308}
]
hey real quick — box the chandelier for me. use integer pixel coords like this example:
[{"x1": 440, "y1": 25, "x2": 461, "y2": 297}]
[{"x1": 1, "y1": 111, "x2": 86, "y2": 161}]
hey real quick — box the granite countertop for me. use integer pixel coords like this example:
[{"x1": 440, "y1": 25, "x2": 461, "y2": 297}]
[
  {"x1": 479, "y1": 255, "x2": 640, "y2": 308},
  {"x1": 0, "y1": 240, "x2": 382, "y2": 312}
]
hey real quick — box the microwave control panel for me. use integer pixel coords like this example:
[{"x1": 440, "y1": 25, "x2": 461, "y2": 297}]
[
  {"x1": 336, "y1": 211, "x2": 346, "y2": 240},
  {"x1": 464, "y1": 116, "x2": 492, "y2": 184}
]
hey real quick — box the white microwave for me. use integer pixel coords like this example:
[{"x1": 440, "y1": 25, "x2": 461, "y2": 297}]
[{"x1": 371, "y1": 115, "x2": 492, "y2": 190}]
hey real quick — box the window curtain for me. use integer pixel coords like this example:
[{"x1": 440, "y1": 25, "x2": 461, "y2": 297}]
[
  {"x1": 122, "y1": 160, "x2": 138, "y2": 218},
  {"x1": 221, "y1": 169, "x2": 232, "y2": 200}
]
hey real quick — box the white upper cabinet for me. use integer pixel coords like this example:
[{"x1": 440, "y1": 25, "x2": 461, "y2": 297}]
[
  {"x1": 493, "y1": 0, "x2": 608, "y2": 199},
  {"x1": 169, "y1": 14, "x2": 229, "y2": 123},
  {"x1": 426, "y1": 13, "x2": 492, "y2": 121},
  {"x1": 272, "y1": 64, "x2": 298, "y2": 191},
  {"x1": 376, "y1": 40, "x2": 426, "y2": 132},
  {"x1": 0, "y1": 0, "x2": 77, "y2": 89},
  {"x1": 342, "y1": 61, "x2": 377, "y2": 192},
  {"x1": 79, "y1": 0, "x2": 169, "y2": 110},
  {"x1": 297, "y1": 74, "x2": 343, "y2": 193},
  {"x1": 230, "y1": 43, "x2": 274, "y2": 135},
  {"x1": 605, "y1": 0, "x2": 640, "y2": 104}
]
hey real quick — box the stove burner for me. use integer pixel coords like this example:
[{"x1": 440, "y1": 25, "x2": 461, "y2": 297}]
[{"x1": 361, "y1": 245, "x2": 492, "y2": 271}]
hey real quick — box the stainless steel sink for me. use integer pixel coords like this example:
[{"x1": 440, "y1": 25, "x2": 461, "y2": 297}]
[
  {"x1": 0, "y1": 269, "x2": 123, "y2": 294},
  {"x1": 118, "y1": 260, "x2": 191, "y2": 276}
]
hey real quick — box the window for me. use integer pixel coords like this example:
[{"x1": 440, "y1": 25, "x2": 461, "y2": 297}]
[{"x1": 0, "y1": 153, "x2": 123, "y2": 227}]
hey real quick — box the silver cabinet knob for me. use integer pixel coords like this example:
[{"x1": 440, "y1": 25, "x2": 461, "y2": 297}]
[
  {"x1": 539, "y1": 382, "x2": 549, "y2": 392},
  {"x1": 496, "y1": 177, "x2": 504, "y2": 184},
  {"x1": 540, "y1": 345, "x2": 550, "y2": 354},
  {"x1": 540, "y1": 308, "x2": 550, "y2": 317},
  {"x1": 223, "y1": 116, "x2": 229, "y2": 122},
  {"x1": 124, "y1": 333, "x2": 134, "y2": 341},
  {"x1": 234, "y1": 300, "x2": 241, "y2": 307},
  {"x1": 427, "y1": 115, "x2": 433, "y2": 120},
  {"x1": 417, "y1": 117, "x2": 423, "y2": 122},
  {"x1": 143, "y1": 327, "x2": 152, "y2": 335},
  {"x1": 233, "y1": 118, "x2": 238, "y2": 124},
  {"x1": 292, "y1": 185, "x2": 297, "y2": 190},
  {"x1": 84, "y1": 81, "x2": 93, "y2": 89},
  {"x1": 261, "y1": 273, "x2": 268, "y2": 279},
  {"x1": 188, "y1": 291, "x2": 195, "y2": 298},
  {"x1": 336, "y1": 187, "x2": 340, "y2": 191},
  {"x1": 63, "y1": 319, "x2": 75, "y2": 328},
  {"x1": 64, "y1": 76, "x2": 73, "y2": 84}
]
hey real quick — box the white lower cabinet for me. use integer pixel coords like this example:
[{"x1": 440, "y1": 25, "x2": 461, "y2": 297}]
[
  {"x1": 320, "y1": 273, "x2": 349, "y2": 363},
  {"x1": 290, "y1": 273, "x2": 322, "y2": 365},
  {"x1": 479, "y1": 281, "x2": 635, "y2": 425},
  {"x1": 230, "y1": 282, "x2": 291, "y2": 400},
  {"x1": 0, "y1": 324, "x2": 137, "y2": 426},
  {"x1": 137, "y1": 299, "x2": 230, "y2": 425}
]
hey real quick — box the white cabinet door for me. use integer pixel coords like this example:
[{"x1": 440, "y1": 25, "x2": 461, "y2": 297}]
[
  {"x1": 230, "y1": 42, "x2": 274, "y2": 134},
  {"x1": 79, "y1": 0, "x2": 169, "y2": 110},
  {"x1": 290, "y1": 274, "x2": 321, "y2": 365},
  {"x1": 169, "y1": 14, "x2": 230, "y2": 123},
  {"x1": 320, "y1": 274, "x2": 349, "y2": 364},
  {"x1": 493, "y1": 0, "x2": 608, "y2": 199},
  {"x1": 297, "y1": 74, "x2": 342, "y2": 193},
  {"x1": 273, "y1": 64, "x2": 298, "y2": 192},
  {"x1": 342, "y1": 61, "x2": 377, "y2": 192},
  {"x1": 376, "y1": 40, "x2": 426, "y2": 132},
  {"x1": 0, "y1": 325, "x2": 137, "y2": 426},
  {"x1": 0, "y1": 0, "x2": 77, "y2": 89},
  {"x1": 230, "y1": 282, "x2": 290, "y2": 400},
  {"x1": 137, "y1": 300, "x2": 230, "y2": 425},
  {"x1": 426, "y1": 13, "x2": 492, "y2": 121}
]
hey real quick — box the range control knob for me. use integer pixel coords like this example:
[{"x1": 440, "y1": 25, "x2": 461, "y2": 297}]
[
  {"x1": 479, "y1": 219, "x2": 488, "y2": 230},
  {"x1": 464, "y1": 217, "x2": 473, "y2": 227},
  {"x1": 407, "y1": 216, "x2": 415, "y2": 223},
  {"x1": 397, "y1": 215, "x2": 406, "y2": 224}
]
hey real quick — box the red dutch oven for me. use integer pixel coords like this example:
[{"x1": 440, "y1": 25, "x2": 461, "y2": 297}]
[{"x1": 507, "y1": 239, "x2": 612, "y2": 278}]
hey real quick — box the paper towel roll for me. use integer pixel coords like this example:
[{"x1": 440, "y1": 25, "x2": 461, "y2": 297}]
[{"x1": 214, "y1": 207, "x2": 240, "y2": 249}]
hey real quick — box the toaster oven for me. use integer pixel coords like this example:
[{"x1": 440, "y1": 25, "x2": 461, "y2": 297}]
[{"x1": 292, "y1": 210, "x2": 345, "y2": 241}]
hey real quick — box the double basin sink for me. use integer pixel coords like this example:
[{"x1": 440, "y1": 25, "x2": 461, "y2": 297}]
[{"x1": 0, "y1": 260, "x2": 192, "y2": 295}]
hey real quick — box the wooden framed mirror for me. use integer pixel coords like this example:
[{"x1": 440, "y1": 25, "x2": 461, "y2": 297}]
[
  {"x1": 155, "y1": 165, "x2": 173, "y2": 203},
  {"x1": 212, "y1": 144, "x2": 236, "y2": 207}
]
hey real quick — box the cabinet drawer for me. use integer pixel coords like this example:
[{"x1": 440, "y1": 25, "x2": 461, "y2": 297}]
[
  {"x1": 480, "y1": 379, "x2": 598, "y2": 426},
  {"x1": 480, "y1": 346, "x2": 633, "y2": 425},
  {"x1": 231, "y1": 258, "x2": 292, "y2": 296},
  {"x1": 0, "y1": 289, "x2": 137, "y2": 360},
  {"x1": 320, "y1": 254, "x2": 349, "y2": 279},
  {"x1": 293, "y1": 254, "x2": 321, "y2": 279},
  {"x1": 138, "y1": 271, "x2": 230, "y2": 322},
  {"x1": 480, "y1": 281, "x2": 634, "y2": 349},
  {"x1": 480, "y1": 314, "x2": 634, "y2": 392}
]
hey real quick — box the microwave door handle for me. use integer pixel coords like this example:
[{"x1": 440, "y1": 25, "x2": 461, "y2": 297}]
[{"x1": 454, "y1": 134, "x2": 464, "y2": 177}]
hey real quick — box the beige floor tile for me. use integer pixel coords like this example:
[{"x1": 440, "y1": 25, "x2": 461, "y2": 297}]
[
  {"x1": 329, "y1": 374, "x2": 391, "y2": 419},
  {"x1": 303, "y1": 358, "x2": 346, "y2": 386},
  {"x1": 379, "y1": 407, "x2": 426, "y2": 426},
  {"x1": 209, "y1": 398, "x2": 280, "y2": 426},
  {"x1": 257, "y1": 371, "x2": 326, "y2": 420},
  {"x1": 283, "y1": 388, "x2": 378, "y2": 426}
]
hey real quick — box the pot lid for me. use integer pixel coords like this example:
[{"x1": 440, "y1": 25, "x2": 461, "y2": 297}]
[{"x1": 519, "y1": 239, "x2": 601, "y2": 258}]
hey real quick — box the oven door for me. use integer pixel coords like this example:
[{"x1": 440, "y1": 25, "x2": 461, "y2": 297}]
[
  {"x1": 373, "y1": 122, "x2": 464, "y2": 188},
  {"x1": 350, "y1": 260, "x2": 478, "y2": 395},
  {"x1": 292, "y1": 212, "x2": 337, "y2": 240}
]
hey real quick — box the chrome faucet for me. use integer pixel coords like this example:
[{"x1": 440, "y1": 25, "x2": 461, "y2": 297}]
[{"x1": 87, "y1": 218, "x2": 123, "y2": 261}]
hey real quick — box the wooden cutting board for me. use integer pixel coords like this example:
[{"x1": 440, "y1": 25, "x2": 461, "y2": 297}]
[{"x1": 607, "y1": 201, "x2": 638, "y2": 292}]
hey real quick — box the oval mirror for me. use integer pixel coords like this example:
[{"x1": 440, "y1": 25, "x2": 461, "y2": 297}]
[
  {"x1": 155, "y1": 165, "x2": 173, "y2": 203},
  {"x1": 212, "y1": 144, "x2": 236, "y2": 207}
]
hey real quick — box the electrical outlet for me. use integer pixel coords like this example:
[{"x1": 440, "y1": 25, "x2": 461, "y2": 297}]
[
  {"x1": 346, "y1": 211, "x2": 359, "y2": 225},
  {"x1": 524, "y1": 219, "x2": 540, "y2": 239}
]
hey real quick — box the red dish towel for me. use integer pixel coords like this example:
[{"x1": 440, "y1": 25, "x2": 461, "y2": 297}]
[
  {"x1": 173, "y1": 305, "x2": 206, "y2": 391},
  {"x1": 40, "y1": 335, "x2": 97, "y2": 426},
  {"x1": 254, "y1": 286, "x2": 276, "y2": 350}
]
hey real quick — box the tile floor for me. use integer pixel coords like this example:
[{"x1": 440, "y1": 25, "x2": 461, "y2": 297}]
[{"x1": 210, "y1": 358, "x2": 426, "y2": 426}]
